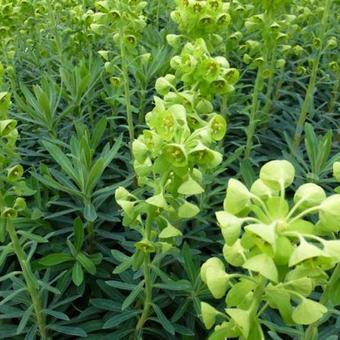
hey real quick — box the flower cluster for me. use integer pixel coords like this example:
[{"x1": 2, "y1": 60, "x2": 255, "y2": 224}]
[
  {"x1": 171, "y1": 0, "x2": 231, "y2": 41},
  {"x1": 90, "y1": 0, "x2": 147, "y2": 48},
  {"x1": 170, "y1": 39, "x2": 239, "y2": 97},
  {"x1": 200, "y1": 160, "x2": 340, "y2": 338},
  {"x1": 0, "y1": 92, "x2": 27, "y2": 239},
  {"x1": 115, "y1": 1, "x2": 236, "y2": 253},
  {"x1": 116, "y1": 98, "x2": 226, "y2": 246},
  {"x1": 0, "y1": 0, "x2": 35, "y2": 61}
]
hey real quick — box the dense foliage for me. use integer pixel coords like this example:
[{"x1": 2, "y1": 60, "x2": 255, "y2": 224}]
[{"x1": 0, "y1": 0, "x2": 339, "y2": 339}]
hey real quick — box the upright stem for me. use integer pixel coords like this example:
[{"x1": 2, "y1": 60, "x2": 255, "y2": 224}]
[
  {"x1": 244, "y1": 65, "x2": 264, "y2": 160},
  {"x1": 134, "y1": 212, "x2": 154, "y2": 337},
  {"x1": 250, "y1": 278, "x2": 267, "y2": 318},
  {"x1": 303, "y1": 263, "x2": 340, "y2": 340},
  {"x1": 328, "y1": 69, "x2": 340, "y2": 114},
  {"x1": 120, "y1": 34, "x2": 135, "y2": 150},
  {"x1": 244, "y1": 4, "x2": 273, "y2": 160},
  {"x1": 87, "y1": 221, "x2": 95, "y2": 254},
  {"x1": 156, "y1": 0, "x2": 161, "y2": 29},
  {"x1": 6, "y1": 220, "x2": 47, "y2": 339},
  {"x1": 262, "y1": 50, "x2": 277, "y2": 122},
  {"x1": 46, "y1": 1, "x2": 64, "y2": 64},
  {"x1": 292, "y1": 0, "x2": 332, "y2": 149}
]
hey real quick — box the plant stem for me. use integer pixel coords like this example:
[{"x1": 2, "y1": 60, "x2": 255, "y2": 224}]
[
  {"x1": 262, "y1": 50, "x2": 277, "y2": 122},
  {"x1": 156, "y1": 0, "x2": 161, "y2": 29},
  {"x1": 134, "y1": 212, "x2": 154, "y2": 338},
  {"x1": 120, "y1": 34, "x2": 135, "y2": 150},
  {"x1": 244, "y1": 65, "x2": 264, "y2": 160},
  {"x1": 87, "y1": 221, "x2": 95, "y2": 254},
  {"x1": 292, "y1": 0, "x2": 332, "y2": 150},
  {"x1": 244, "y1": 4, "x2": 273, "y2": 160},
  {"x1": 328, "y1": 68, "x2": 340, "y2": 114},
  {"x1": 6, "y1": 220, "x2": 47, "y2": 339},
  {"x1": 46, "y1": 1, "x2": 64, "y2": 64},
  {"x1": 250, "y1": 278, "x2": 267, "y2": 319},
  {"x1": 303, "y1": 263, "x2": 340, "y2": 340}
]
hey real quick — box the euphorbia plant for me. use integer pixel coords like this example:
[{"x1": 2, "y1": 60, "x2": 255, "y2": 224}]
[
  {"x1": 242, "y1": 0, "x2": 295, "y2": 159},
  {"x1": 170, "y1": 0, "x2": 231, "y2": 49},
  {"x1": 0, "y1": 92, "x2": 47, "y2": 338},
  {"x1": 200, "y1": 160, "x2": 340, "y2": 339},
  {"x1": 90, "y1": 0, "x2": 148, "y2": 145},
  {"x1": 115, "y1": 86, "x2": 227, "y2": 336},
  {"x1": 292, "y1": 0, "x2": 333, "y2": 149},
  {"x1": 114, "y1": 3, "x2": 239, "y2": 336}
]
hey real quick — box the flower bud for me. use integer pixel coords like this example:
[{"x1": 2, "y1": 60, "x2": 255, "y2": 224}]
[
  {"x1": 140, "y1": 53, "x2": 151, "y2": 64},
  {"x1": 260, "y1": 160, "x2": 295, "y2": 191},
  {"x1": 190, "y1": 144, "x2": 222, "y2": 169},
  {"x1": 132, "y1": 139, "x2": 148, "y2": 163},
  {"x1": 333, "y1": 162, "x2": 340, "y2": 182},
  {"x1": 230, "y1": 31, "x2": 242, "y2": 41},
  {"x1": 90, "y1": 23, "x2": 105, "y2": 35},
  {"x1": 0, "y1": 92, "x2": 10, "y2": 116},
  {"x1": 276, "y1": 59, "x2": 286, "y2": 69},
  {"x1": 200, "y1": 257, "x2": 228, "y2": 299},
  {"x1": 250, "y1": 179, "x2": 276, "y2": 200},
  {"x1": 223, "y1": 240, "x2": 245, "y2": 266},
  {"x1": 224, "y1": 68, "x2": 239, "y2": 84},
  {"x1": 166, "y1": 34, "x2": 182, "y2": 49},
  {"x1": 0, "y1": 119, "x2": 16, "y2": 137},
  {"x1": 326, "y1": 37, "x2": 337, "y2": 49},
  {"x1": 163, "y1": 144, "x2": 187, "y2": 167},
  {"x1": 200, "y1": 15, "x2": 213, "y2": 26},
  {"x1": 7, "y1": 164, "x2": 24, "y2": 181},
  {"x1": 201, "y1": 302, "x2": 218, "y2": 329},
  {"x1": 296, "y1": 65, "x2": 306, "y2": 76},
  {"x1": 196, "y1": 99, "x2": 213, "y2": 114},
  {"x1": 209, "y1": 114, "x2": 227, "y2": 141},
  {"x1": 125, "y1": 34, "x2": 137, "y2": 48},
  {"x1": 13, "y1": 197, "x2": 26, "y2": 211},
  {"x1": 243, "y1": 54, "x2": 252, "y2": 64},
  {"x1": 1, "y1": 208, "x2": 17, "y2": 218},
  {"x1": 216, "y1": 13, "x2": 230, "y2": 25},
  {"x1": 155, "y1": 77, "x2": 174, "y2": 96},
  {"x1": 294, "y1": 183, "x2": 326, "y2": 209},
  {"x1": 135, "y1": 239, "x2": 156, "y2": 253},
  {"x1": 98, "y1": 50, "x2": 109, "y2": 61},
  {"x1": 216, "y1": 211, "x2": 242, "y2": 245},
  {"x1": 319, "y1": 195, "x2": 340, "y2": 232},
  {"x1": 200, "y1": 257, "x2": 224, "y2": 283},
  {"x1": 110, "y1": 77, "x2": 121, "y2": 87},
  {"x1": 293, "y1": 45, "x2": 304, "y2": 56},
  {"x1": 329, "y1": 61, "x2": 339, "y2": 72},
  {"x1": 223, "y1": 179, "x2": 251, "y2": 215},
  {"x1": 313, "y1": 38, "x2": 321, "y2": 49},
  {"x1": 115, "y1": 187, "x2": 137, "y2": 215},
  {"x1": 104, "y1": 61, "x2": 115, "y2": 73}
]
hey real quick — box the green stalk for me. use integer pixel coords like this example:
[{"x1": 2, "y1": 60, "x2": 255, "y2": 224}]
[
  {"x1": 119, "y1": 33, "x2": 135, "y2": 150},
  {"x1": 87, "y1": 221, "x2": 95, "y2": 254},
  {"x1": 244, "y1": 65, "x2": 264, "y2": 160},
  {"x1": 250, "y1": 278, "x2": 267, "y2": 318},
  {"x1": 272, "y1": 67, "x2": 285, "y2": 104},
  {"x1": 156, "y1": 0, "x2": 161, "y2": 29},
  {"x1": 244, "y1": 4, "x2": 273, "y2": 160},
  {"x1": 328, "y1": 68, "x2": 340, "y2": 114},
  {"x1": 134, "y1": 212, "x2": 154, "y2": 337},
  {"x1": 6, "y1": 220, "x2": 47, "y2": 339},
  {"x1": 46, "y1": 1, "x2": 64, "y2": 64},
  {"x1": 303, "y1": 263, "x2": 340, "y2": 340},
  {"x1": 262, "y1": 49, "x2": 278, "y2": 122},
  {"x1": 292, "y1": 0, "x2": 332, "y2": 150}
]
